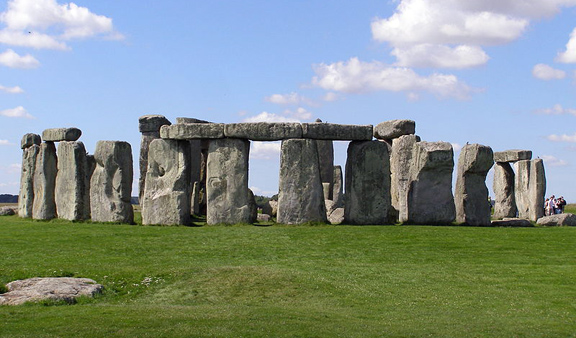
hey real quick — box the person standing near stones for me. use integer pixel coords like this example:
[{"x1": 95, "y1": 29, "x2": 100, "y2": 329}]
[
  {"x1": 557, "y1": 196, "x2": 566, "y2": 214},
  {"x1": 547, "y1": 195, "x2": 556, "y2": 215}
]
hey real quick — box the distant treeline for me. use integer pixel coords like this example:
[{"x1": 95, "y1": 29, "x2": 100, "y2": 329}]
[{"x1": 0, "y1": 194, "x2": 18, "y2": 203}]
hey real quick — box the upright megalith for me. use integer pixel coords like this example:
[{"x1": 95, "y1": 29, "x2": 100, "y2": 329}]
[
  {"x1": 455, "y1": 144, "x2": 494, "y2": 226},
  {"x1": 138, "y1": 115, "x2": 171, "y2": 204},
  {"x1": 55, "y1": 141, "x2": 89, "y2": 221},
  {"x1": 493, "y1": 162, "x2": 516, "y2": 219},
  {"x1": 206, "y1": 138, "x2": 252, "y2": 224},
  {"x1": 344, "y1": 140, "x2": 393, "y2": 225},
  {"x1": 390, "y1": 134, "x2": 420, "y2": 222},
  {"x1": 314, "y1": 119, "x2": 335, "y2": 199},
  {"x1": 332, "y1": 165, "x2": 344, "y2": 208},
  {"x1": 406, "y1": 142, "x2": 455, "y2": 225},
  {"x1": 277, "y1": 139, "x2": 327, "y2": 224},
  {"x1": 90, "y1": 141, "x2": 134, "y2": 224},
  {"x1": 514, "y1": 159, "x2": 545, "y2": 221},
  {"x1": 141, "y1": 139, "x2": 191, "y2": 225},
  {"x1": 33, "y1": 142, "x2": 58, "y2": 220},
  {"x1": 18, "y1": 134, "x2": 41, "y2": 218},
  {"x1": 514, "y1": 160, "x2": 531, "y2": 219}
]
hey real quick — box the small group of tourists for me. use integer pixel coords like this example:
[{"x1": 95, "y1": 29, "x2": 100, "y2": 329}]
[{"x1": 544, "y1": 195, "x2": 566, "y2": 216}]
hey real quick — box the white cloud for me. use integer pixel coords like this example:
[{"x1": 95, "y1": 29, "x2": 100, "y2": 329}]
[
  {"x1": 391, "y1": 44, "x2": 489, "y2": 69},
  {"x1": 0, "y1": 106, "x2": 34, "y2": 118},
  {"x1": 0, "y1": 0, "x2": 123, "y2": 50},
  {"x1": 242, "y1": 111, "x2": 300, "y2": 123},
  {"x1": 250, "y1": 141, "x2": 281, "y2": 160},
  {"x1": 322, "y1": 92, "x2": 340, "y2": 102},
  {"x1": 0, "y1": 84, "x2": 23, "y2": 93},
  {"x1": 283, "y1": 107, "x2": 312, "y2": 120},
  {"x1": 311, "y1": 57, "x2": 474, "y2": 99},
  {"x1": 265, "y1": 92, "x2": 313, "y2": 106},
  {"x1": 532, "y1": 63, "x2": 566, "y2": 80},
  {"x1": 556, "y1": 27, "x2": 576, "y2": 63},
  {"x1": 547, "y1": 133, "x2": 576, "y2": 143},
  {"x1": 0, "y1": 49, "x2": 39, "y2": 68},
  {"x1": 542, "y1": 155, "x2": 568, "y2": 167},
  {"x1": 534, "y1": 104, "x2": 576, "y2": 115},
  {"x1": 0, "y1": 139, "x2": 13, "y2": 145}
]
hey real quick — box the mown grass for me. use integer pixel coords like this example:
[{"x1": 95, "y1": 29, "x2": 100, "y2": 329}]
[{"x1": 0, "y1": 214, "x2": 575, "y2": 337}]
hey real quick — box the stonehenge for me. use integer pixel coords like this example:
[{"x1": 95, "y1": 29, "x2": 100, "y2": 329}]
[{"x1": 17, "y1": 115, "x2": 550, "y2": 227}]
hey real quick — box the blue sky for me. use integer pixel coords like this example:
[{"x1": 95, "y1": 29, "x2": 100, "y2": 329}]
[{"x1": 0, "y1": 0, "x2": 575, "y2": 201}]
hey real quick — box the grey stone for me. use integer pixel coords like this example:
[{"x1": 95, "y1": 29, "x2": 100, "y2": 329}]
[
  {"x1": 33, "y1": 142, "x2": 58, "y2": 220},
  {"x1": 191, "y1": 181, "x2": 200, "y2": 215},
  {"x1": 322, "y1": 183, "x2": 331, "y2": 201},
  {"x1": 42, "y1": 128, "x2": 82, "y2": 142},
  {"x1": 85, "y1": 154, "x2": 96, "y2": 219},
  {"x1": 257, "y1": 213, "x2": 271, "y2": 222},
  {"x1": 142, "y1": 139, "x2": 191, "y2": 225},
  {"x1": 261, "y1": 200, "x2": 277, "y2": 217},
  {"x1": 206, "y1": 138, "x2": 252, "y2": 224},
  {"x1": 455, "y1": 144, "x2": 494, "y2": 226},
  {"x1": 248, "y1": 189, "x2": 258, "y2": 224},
  {"x1": 278, "y1": 139, "x2": 327, "y2": 224},
  {"x1": 317, "y1": 139, "x2": 334, "y2": 198},
  {"x1": 493, "y1": 162, "x2": 517, "y2": 219},
  {"x1": 176, "y1": 117, "x2": 211, "y2": 124},
  {"x1": 0, "y1": 277, "x2": 102, "y2": 306},
  {"x1": 0, "y1": 206, "x2": 15, "y2": 216},
  {"x1": 344, "y1": 140, "x2": 393, "y2": 225},
  {"x1": 224, "y1": 122, "x2": 303, "y2": 140},
  {"x1": 90, "y1": 141, "x2": 134, "y2": 224},
  {"x1": 514, "y1": 160, "x2": 530, "y2": 219},
  {"x1": 18, "y1": 144, "x2": 40, "y2": 218},
  {"x1": 491, "y1": 218, "x2": 533, "y2": 227},
  {"x1": 55, "y1": 141, "x2": 89, "y2": 221},
  {"x1": 332, "y1": 165, "x2": 344, "y2": 208},
  {"x1": 301, "y1": 123, "x2": 373, "y2": 140},
  {"x1": 406, "y1": 141, "x2": 455, "y2": 225},
  {"x1": 373, "y1": 119, "x2": 416, "y2": 140},
  {"x1": 326, "y1": 202, "x2": 344, "y2": 225},
  {"x1": 494, "y1": 149, "x2": 532, "y2": 163},
  {"x1": 139, "y1": 114, "x2": 171, "y2": 133},
  {"x1": 514, "y1": 159, "x2": 546, "y2": 221},
  {"x1": 390, "y1": 135, "x2": 420, "y2": 222},
  {"x1": 160, "y1": 123, "x2": 225, "y2": 139},
  {"x1": 20, "y1": 133, "x2": 41, "y2": 149},
  {"x1": 536, "y1": 213, "x2": 576, "y2": 226}
]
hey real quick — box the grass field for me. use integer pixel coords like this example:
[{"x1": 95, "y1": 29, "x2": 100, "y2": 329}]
[{"x1": 0, "y1": 213, "x2": 575, "y2": 337}]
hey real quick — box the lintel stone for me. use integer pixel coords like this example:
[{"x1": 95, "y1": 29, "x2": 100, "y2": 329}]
[
  {"x1": 176, "y1": 117, "x2": 211, "y2": 124},
  {"x1": 42, "y1": 128, "x2": 82, "y2": 142},
  {"x1": 224, "y1": 122, "x2": 303, "y2": 141},
  {"x1": 494, "y1": 149, "x2": 532, "y2": 163},
  {"x1": 373, "y1": 119, "x2": 415, "y2": 140},
  {"x1": 160, "y1": 123, "x2": 225, "y2": 139},
  {"x1": 21, "y1": 133, "x2": 41, "y2": 149},
  {"x1": 139, "y1": 115, "x2": 171, "y2": 133},
  {"x1": 301, "y1": 123, "x2": 373, "y2": 140}
]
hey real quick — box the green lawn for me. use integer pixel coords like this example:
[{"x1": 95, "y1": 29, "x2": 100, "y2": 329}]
[{"x1": 0, "y1": 215, "x2": 575, "y2": 337}]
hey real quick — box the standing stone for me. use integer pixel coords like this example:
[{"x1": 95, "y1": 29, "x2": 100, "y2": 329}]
[
  {"x1": 18, "y1": 143, "x2": 40, "y2": 218},
  {"x1": 139, "y1": 115, "x2": 171, "y2": 204},
  {"x1": 55, "y1": 141, "x2": 89, "y2": 221},
  {"x1": 332, "y1": 165, "x2": 344, "y2": 208},
  {"x1": 406, "y1": 142, "x2": 455, "y2": 225},
  {"x1": 493, "y1": 162, "x2": 517, "y2": 219},
  {"x1": 278, "y1": 139, "x2": 327, "y2": 224},
  {"x1": 455, "y1": 144, "x2": 494, "y2": 226},
  {"x1": 85, "y1": 154, "x2": 96, "y2": 219},
  {"x1": 514, "y1": 160, "x2": 531, "y2": 220},
  {"x1": 390, "y1": 134, "x2": 420, "y2": 222},
  {"x1": 528, "y1": 159, "x2": 546, "y2": 222},
  {"x1": 344, "y1": 140, "x2": 393, "y2": 225},
  {"x1": 206, "y1": 138, "x2": 252, "y2": 224},
  {"x1": 142, "y1": 139, "x2": 191, "y2": 225},
  {"x1": 33, "y1": 142, "x2": 58, "y2": 220},
  {"x1": 314, "y1": 119, "x2": 335, "y2": 199},
  {"x1": 191, "y1": 181, "x2": 200, "y2": 215},
  {"x1": 90, "y1": 141, "x2": 134, "y2": 224},
  {"x1": 248, "y1": 189, "x2": 258, "y2": 224}
]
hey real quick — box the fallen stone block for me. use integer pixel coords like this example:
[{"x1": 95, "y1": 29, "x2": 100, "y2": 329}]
[
  {"x1": 301, "y1": 123, "x2": 373, "y2": 140},
  {"x1": 42, "y1": 128, "x2": 82, "y2": 142},
  {"x1": 0, "y1": 277, "x2": 103, "y2": 306},
  {"x1": 257, "y1": 213, "x2": 271, "y2": 222},
  {"x1": 491, "y1": 218, "x2": 533, "y2": 227},
  {"x1": 536, "y1": 213, "x2": 576, "y2": 226},
  {"x1": 160, "y1": 123, "x2": 225, "y2": 139},
  {"x1": 493, "y1": 149, "x2": 532, "y2": 163},
  {"x1": 373, "y1": 119, "x2": 415, "y2": 140},
  {"x1": 0, "y1": 206, "x2": 15, "y2": 216},
  {"x1": 224, "y1": 122, "x2": 303, "y2": 140}
]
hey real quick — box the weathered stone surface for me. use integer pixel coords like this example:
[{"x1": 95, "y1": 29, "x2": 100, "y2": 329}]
[
  {"x1": 139, "y1": 114, "x2": 171, "y2": 133},
  {"x1": 493, "y1": 162, "x2": 517, "y2": 219},
  {"x1": 160, "y1": 123, "x2": 225, "y2": 139},
  {"x1": 0, "y1": 206, "x2": 15, "y2": 216},
  {"x1": 248, "y1": 189, "x2": 258, "y2": 224},
  {"x1": 494, "y1": 149, "x2": 532, "y2": 163},
  {"x1": 176, "y1": 117, "x2": 210, "y2": 124},
  {"x1": 322, "y1": 183, "x2": 331, "y2": 201},
  {"x1": 257, "y1": 213, "x2": 271, "y2": 222},
  {"x1": 345, "y1": 140, "x2": 393, "y2": 225},
  {"x1": 224, "y1": 122, "x2": 303, "y2": 140},
  {"x1": 142, "y1": 139, "x2": 191, "y2": 225},
  {"x1": 515, "y1": 159, "x2": 546, "y2": 221},
  {"x1": 301, "y1": 123, "x2": 373, "y2": 140},
  {"x1": 455, "y1": 144, "x2": 494, "y2": 226},
  {"x1": 90, "y1": 141, "x2": 134, "y2": 224},
  {"x1": 373, "y1": 120, "x2": 416, "y2": 140},
  {"x1": 326, "y1": 200, "x2": 344, "y2": 225},
  {"x1": 206, "y1": 138, "x2": 252, "y2": 224},
  {"x1": 21, "y1": 133, "x2": 41, "y2": 149},
  {"x1": 85, "y1": 154, "x2": 96, "y2": 219},
  {"x1": 278, "y1": 139, "x2": 327, "y2": 224},
  {"x1": 33, "y1": 142, "x2": 58, "y2": 220},
  {"x1": 406, "y1": 141, "x2": 455, "y2": 225},
  {"x1": 332, "y1": 165, "x2": 344, "y2": 208},
  {"x1": 0, "y1": 277, "x2": 102, "y2": 306},
  {"x1": 390, "y1": 134, "x2": 420, "y2": 222},
  {"x1": 536, "y1": 213, "x2": 576, "y2": 226},
  {"x1": 42, "y1": 128, "x2": 82, "y2": 142},
  {"x1": 261, "y1": 200, "x2": 278, "y2": 217},
  {"x1": 191, "y1": 181, "x2": 200, "y2": 215},
  {"x1": 317, "y1": 139, "x2": 334, "y2": 198},
  {"x1": 139, "y1": 115, "x2": 171, "y2": 203},
  {"x1": 55, "y1": 141, "x2": 89, "y2": 221},
  {"x1": 18, "y1": 144, "x2": 40, "y2": 218},
  {"x1": 491, "y1": 218, "x2": 533, "y2": 227}
]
